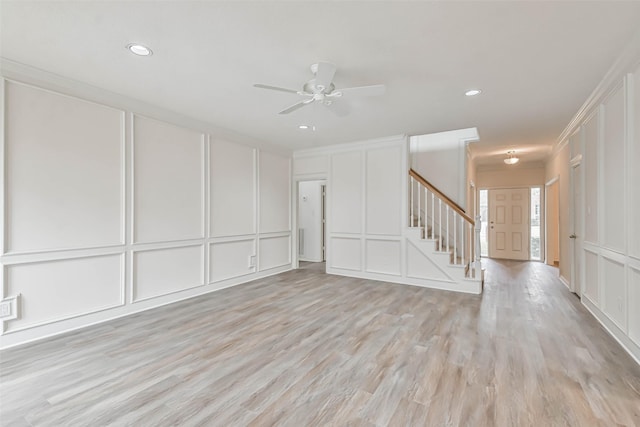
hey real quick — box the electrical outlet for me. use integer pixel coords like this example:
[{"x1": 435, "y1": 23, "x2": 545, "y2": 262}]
[
  {"x1": 0, "y1": 295, "x2": 20, "y2": 320},
  {"x1": 0, "y1": 301, "x2": 10, "y2": 317},
  {"x1": 248, "y1": 255, "x2": 256, "y2": 269}
]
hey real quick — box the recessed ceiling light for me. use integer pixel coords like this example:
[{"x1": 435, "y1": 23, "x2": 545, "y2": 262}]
[
  {"x1": 465, "y1": 89, "x2": 481, "y2": 97},
  {"x1": 299, "y1": 125, "x2": 309, "y2": 130},
  {"x1": 126, "y1": 43, "x2": 153, "y2": 56}
]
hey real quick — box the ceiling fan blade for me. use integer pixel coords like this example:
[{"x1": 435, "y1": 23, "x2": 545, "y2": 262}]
[
  {"x1": 278, "y1": 99, "x2": 314, "y2": 115},
  {"x1": 315, "y1": 62, "x2": 337, "y2": 91},
  {"x1": 254, "y1": 84, "x2": 299, "y2": 94},
  {"x1": 336, "y1": 84, "x2": 386, "y2": 97}
]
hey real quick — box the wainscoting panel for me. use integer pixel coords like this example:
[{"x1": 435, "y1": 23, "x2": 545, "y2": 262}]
[
  {"x1": 210, "y1": 140, "x2": 256, "y2": 237},
  {"x1": 629, "y1": 265, "x2": 640, "y2": 346},
  {"x1": 5, "y1": 254, "x2": 123, "y2": 332},
  {"x1": 132, "y1": 245, "x2": 204, "y2": 302},
  {"x1": 133, "y1": 115, "x2": 204, "y2": 243},
  {"x1": 366, "y1": 146, "x2": 402, "y2": 236},
  {"x1": 602, "y1": 85, "x2": 625, "y2": 252},
  {"x1": 602, "y1": 255, "x2": 626, "y2": 330},
  {"x1": 584, "y1": 249, "x2": 599, "y2": 305},
  {"x1": 210, "y1": 239, "x2": 255, "y2": 282},
  {"x1": 583, "y1": 111, "x2": 599, "y2": 245},
  {"x1": 258, "y1": 235, "x2": 290, "y2": 271},
  {"x1": 259, "y1": 152, "x2": 290, "y2": 233},
  {"x1": 4, "y1": 80, "x2": 123, "y2": 253},
  {"x1": 331, "y1": 151, "x2": 363, "y2": 234},
  {"x1": 365, "y1": 239, "x2": 401, "y2": 275},
  {"x1": 330, "y1": 237, "x2": 361, "y2": 271},
  {"x1": 631, "y1": 64, "x2": 640, "y2": 259}
]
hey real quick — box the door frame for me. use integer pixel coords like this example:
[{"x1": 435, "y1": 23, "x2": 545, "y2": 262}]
[
  {"x1": 545, "y1": 176, "x2": 559, "y2": 267},
  {"x1": 569, "y1": 154, "x2": 584, "y2": 295},
  {"x1": 292, "y1": 176, "x2": 327, "y2": 269}
]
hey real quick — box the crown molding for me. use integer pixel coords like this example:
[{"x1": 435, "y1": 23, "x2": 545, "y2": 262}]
[
  {"x1": 0, "y1": 58, "x2": 292, "y2": 157},
  {"x1": 552, "y1": 28, "x2": 640, "y2": 157}
]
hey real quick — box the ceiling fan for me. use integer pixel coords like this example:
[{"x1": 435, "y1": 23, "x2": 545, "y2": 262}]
[{"x1": 254, "y1": 62, "x2": 385, "y2": 115}]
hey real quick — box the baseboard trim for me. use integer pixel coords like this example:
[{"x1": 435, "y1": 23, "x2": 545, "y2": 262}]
[
  {"x1": 582, "y1": 296, "x2": 640, "y2": 366},
  {"x1": 0, "y1": 265, "x2": 291, "y2": 350}
]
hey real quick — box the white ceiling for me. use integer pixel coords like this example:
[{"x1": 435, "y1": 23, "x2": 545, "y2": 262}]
[{"x1": 2, "y1": 1, "x2": 640, "y2": 165}]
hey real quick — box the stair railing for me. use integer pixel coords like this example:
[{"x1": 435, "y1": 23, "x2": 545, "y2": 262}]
[{"x1": 409, "y1": 169, "x2": 481, "y2": 279}]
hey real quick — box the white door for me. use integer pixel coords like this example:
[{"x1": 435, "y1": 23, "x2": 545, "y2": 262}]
[
  {"x1": 570, "y1": 162, "x2": 583, "y2": 295},
  {"x1": 489, "y1": 188, "x2": 530, "y2": 260}
]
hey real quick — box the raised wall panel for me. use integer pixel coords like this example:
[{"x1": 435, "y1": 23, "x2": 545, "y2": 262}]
[
  {"x1": 330, "y1": 237, "x2": 361, "y2": 271},
  {"x1": 602, "y1": 86, "x2": 625, "y2": 252},
  {"x1": 210, "y1": 239, "x2": 255, "y2": 282},
  {"x1": 366, "y1": 146, "x2": 401, "y2": 236},
  {"x1": 365, "y1": 239, "x2": 401, "y2": 275},
  {"x1": 631, "y1": 65, "x2": 640, "y2": 258},
  {"x1": 5, "y1": 255, "x2": 122, "y2": 332},
  {"x1": 583, "y1": 113, "x2": 599, "y2": 244},
  {"x1": 293, "y1": 155, "x2": 328, "y2": 176},
  {"x1": 331, "y1": 151, "x2": 362, "y2": 234},
  {"x1": 258, "y1": 236, "x2": 290, "y2": 271},
  {"x1": 133, "y1": 245, "x2": 203, "y2": 302},
  {"x1": 259, "y1": 152, "x2": 290, "y2": 233},
  {"x1": 629, "y1": 267, "x2": 640, "y2": 345},
  {"x1": 584, "y1": 250, "x2": 599, "y2": 304},
  {"x1": 210, "y1": 140, "x2": 255, "y2": 237},
  {"x1": 5, "y1": 81, "x2": 123, "y2": 253},
  {"x1": 133, "y1": 116, "x2": 204, "y2": 243},
  {"x1": 603, "y1": 256, "x2": 626, "y2": 330}
]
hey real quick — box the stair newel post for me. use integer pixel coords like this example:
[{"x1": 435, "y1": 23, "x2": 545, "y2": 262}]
[
  {"x1": 438, "y1": 199, "x2": 442, "y2": 251},
  {"x1": 475, "y1": 214, "x2": 482, "y2": 279},
  {"x1": 446, "y1": 205, "x2": 450, "y2": 254},
  {"x1": 460, "y1": 217, "x2": 464, "y2": 265},
  {"x1": 417, "y1": 182, "x2": 421, "y2": 228},
  {"x1": 410, "y1": 177, "x2": 414, "y2": 227},
  {"x1": 431, "y1": 193, "x2": 435, "y2": 239},
  {"x1": 469, "y1": 222, "x2": 473, "y2": 277},
  {"x1": 453, "y1": 212, "x2": 457, "y2": 264}
]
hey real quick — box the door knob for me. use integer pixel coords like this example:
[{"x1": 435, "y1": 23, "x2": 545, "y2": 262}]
[{"x1": 569, "y1": 234, "x2": 577, "y2": 239}]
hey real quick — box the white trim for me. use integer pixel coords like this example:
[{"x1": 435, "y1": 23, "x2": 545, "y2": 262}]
[
  {"x1": 0, "y1": 264, "x2": 291, "y2": 350},
  {"x1": 553, "y1": 28, "x2": 640, "y2": 155}
]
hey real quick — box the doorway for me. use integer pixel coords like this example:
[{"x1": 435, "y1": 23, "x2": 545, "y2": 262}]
[
  {"x1": 488, "y1": 188, "x2": 530, "y2": 260},
  {"x1": 297, "y1": 180, "x2": 326, "y2": 263},
  {"x1": 545, "y1": 178, "x2": 560, "y2": 267}
]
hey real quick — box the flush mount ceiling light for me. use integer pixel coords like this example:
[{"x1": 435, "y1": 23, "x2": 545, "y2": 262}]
[
  {"x1": 504, "y1": 150, "x2": 519, "y2": 165},
  {"x1": 465, "y1": 89, "x2": 482, "y2": 97},
  {"x1": 126, "y1": 43, "x2": 153, "y2": 56}
]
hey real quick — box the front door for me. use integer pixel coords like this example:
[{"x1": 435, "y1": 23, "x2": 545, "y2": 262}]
[{"x1": 488, "y1": 188, "x2": 530, "y2": 260}]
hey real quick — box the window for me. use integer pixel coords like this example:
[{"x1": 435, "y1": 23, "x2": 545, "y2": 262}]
[{"x1": 530, "y1": 187, "x2": 541, "y2": 260}]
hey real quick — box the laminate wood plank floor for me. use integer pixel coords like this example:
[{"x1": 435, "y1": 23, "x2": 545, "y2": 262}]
[{"x1": 1, "y1": 260, "x2": 639, "y2": 426}]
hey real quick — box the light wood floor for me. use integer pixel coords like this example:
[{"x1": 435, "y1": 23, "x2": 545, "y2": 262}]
[{"x1": 1, "y1": 259, "x2": 639, "y2": 426}]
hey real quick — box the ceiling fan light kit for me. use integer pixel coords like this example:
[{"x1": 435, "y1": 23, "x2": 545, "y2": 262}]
[{"x1": 254, "y1": 62, "x2": 386, "y2": 115}]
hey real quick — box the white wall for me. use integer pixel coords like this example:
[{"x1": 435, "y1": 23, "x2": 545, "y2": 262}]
[
  {"x1": 294, "y1": 136, "x2": 481, "y2": 294},
  {"x1": 294, "y1": 137, "x2": 407, "y2": 281},
  {"x1": 298, "y1": 181, "x2": 324, "y2": 262},
  {"x1": 546, "y1": 37, "x2": 640, "y2": 362},
  {"x1": 477, "y1": 165, "x2": 546, "y2": 189},
  {"x1": 410, "y1": 128, "x2": 478, "y2": 211},
  {"x1": 0, "y1": 76, "x2": 291, "y2": 348}
]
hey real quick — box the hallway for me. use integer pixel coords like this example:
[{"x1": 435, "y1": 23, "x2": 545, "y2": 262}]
[{"x1": 1, "y1": 260, "x2": 639, "y2": 426}]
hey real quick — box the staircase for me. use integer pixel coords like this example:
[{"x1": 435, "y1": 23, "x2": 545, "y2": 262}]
[{"x1": 405, "y1": 169, "x2": 483, "y2": 294}]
